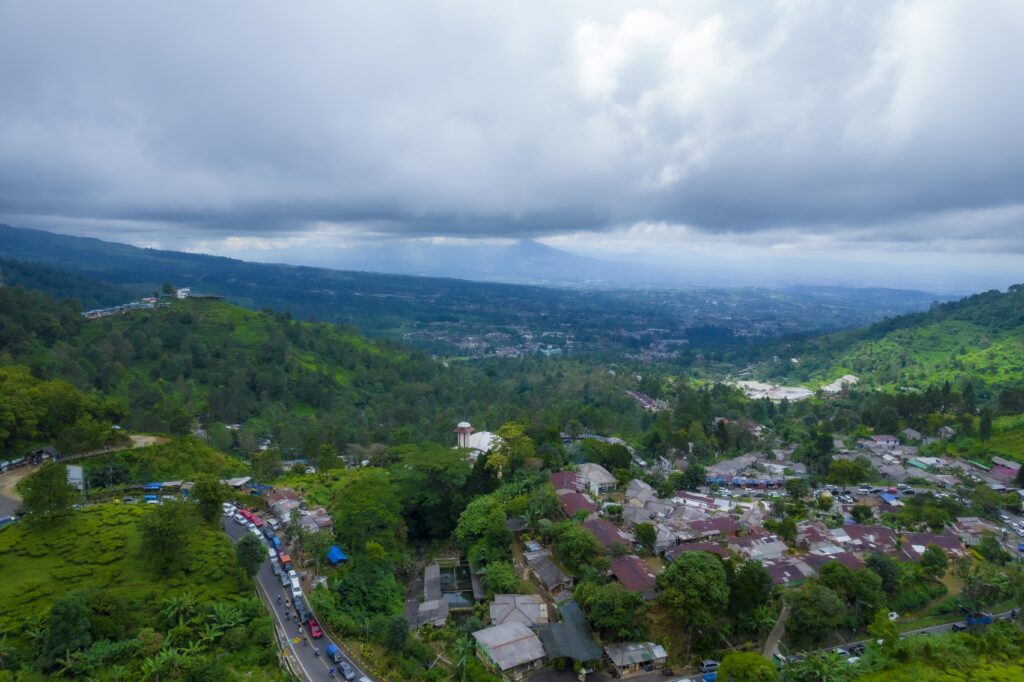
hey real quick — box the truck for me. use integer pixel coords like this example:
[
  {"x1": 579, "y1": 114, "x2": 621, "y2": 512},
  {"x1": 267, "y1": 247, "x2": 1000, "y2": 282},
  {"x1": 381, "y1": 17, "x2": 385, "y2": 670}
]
[
  {"x1": 965, "y1": 611, "x2": 993, "y2": 626},
  {"x1": 326, "y1": 643, "x2": 344, "y2": 664}
]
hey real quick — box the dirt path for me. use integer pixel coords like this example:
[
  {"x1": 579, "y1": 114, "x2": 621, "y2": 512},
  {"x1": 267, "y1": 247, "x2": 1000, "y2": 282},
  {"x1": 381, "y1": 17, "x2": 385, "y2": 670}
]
[
  {"x1": 0, "y1": 434, "x2": 169, "y2": 502},
  {"x1": 763, "y1": 603, "x2": 790, "y2": 659}
]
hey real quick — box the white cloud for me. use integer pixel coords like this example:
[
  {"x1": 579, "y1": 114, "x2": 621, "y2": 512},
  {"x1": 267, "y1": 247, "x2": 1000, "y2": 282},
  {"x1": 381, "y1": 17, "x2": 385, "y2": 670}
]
[{"x1": 0, "y1": 0, "x2": 1022, "y2": 288}]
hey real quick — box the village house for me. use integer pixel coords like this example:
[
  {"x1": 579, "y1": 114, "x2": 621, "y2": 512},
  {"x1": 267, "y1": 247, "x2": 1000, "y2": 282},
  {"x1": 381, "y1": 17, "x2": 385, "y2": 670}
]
[
  {"x1": 610, "y1": 555, "x2": 658, "y2": 600},
  {"x1": 830, "y1": 524, "x2": 898, "y2": 556},
  {"x1": 989, "y1": 457, "x2": 1022, "y2": 484},
  {"x1": 902, "y1": 427, "x2": 923, "y2": 441},
  {"x1": 899, "y1": 532, "x2": 965, "y2": 562},
  {"x1": 489, "y1": 594, "x2": 549, "y2": 627},
  {"x1": 583, "y1": 518, "x2": 635, "y2": 550},
  {"x1": 727, "y1": 529, "x2": 788, "y2": 561},
  {"x1": 265, "y1": 489, "x2": 302, "y2": 522},
  {"x1": 951, "y1": 517, "x2": 1003, "y2": 547},
  {"x1": 525, "y1": 548, "x2": 573, "y2": 597},
  {"x1": 762, "y1": 557, "x2": 815, "y2": 585},
  {"x1": 297, "y1": 506, "x2": 333, "y2": 534},
  {"x1": 870, "y1": 434, "x2": 900, "y2": 449},
  {"x1": 577, "y1": 463, "x2": 619, "y2": 496},
  {"x1": 558, "y1": 491, "x2": 598, "y2": 518},
  {"x1": 804, "y1": 551, "x2": 864, "y2": 572},
  {"x1": 473, "y1": 622, "x2": 547, "y2": 680},
  {"x1": 663, "y1": 542, "x2": 731, "y2": 562},
  {"x1": 549, "y1": 470, "x2": 582, "y2": 493},
  {"x1": 604, "y1": 642, "x2": 668, "y2": 677},
  {"x1": 682, "y1": 516, "x2": 741, "y2": 542},
  {"x1": 624, "y1": 479, "x2": 658, "y2": 506}
]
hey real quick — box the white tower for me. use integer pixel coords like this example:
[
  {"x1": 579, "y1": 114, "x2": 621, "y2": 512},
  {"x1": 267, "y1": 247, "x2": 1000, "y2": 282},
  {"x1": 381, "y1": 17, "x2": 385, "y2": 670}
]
[{"x1": 454, "y1": 421, "x2": 474, "y2": 448}]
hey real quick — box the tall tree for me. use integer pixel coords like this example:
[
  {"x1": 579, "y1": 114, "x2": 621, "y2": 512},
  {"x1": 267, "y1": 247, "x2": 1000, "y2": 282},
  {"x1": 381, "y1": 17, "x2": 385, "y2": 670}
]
[
  {"x1": 728, "y1": 560, "x2": 773, "y2": 619},
  {"x1": 657, "y1": 552, "x2": 729, "y2": 633},
  {"x1": 717, "y1": 652, "x2": 778, "y2": 682},
  {"x1": 920, "y1": 544, "x2": 949, "y2": 579},
  {"x1": 979, "y1": 408, "x2": 993, "y2": 441},
  {"x1": 138, "y1": 500, "x2": 194, "y2": 575},
  {"x1": 20, "y1": 462, "x2": 78, "y2": 525},
  {"x1": 679, "y1": 463, "x2": 706, "y2": 491},
  {"x1": 785, "y1": 582, "x2": 844, "y2": 646},
  {"x1": 190, "y1": 475, "x2": 226, "y2": 523},
  {"x1": 574, "y1": 580, "x2": 647, "y2": 640},
  {"x1": 634, "y1": 522, "x2": 657, "y2": 553},
  {"x1": 784, "y1": 478, "x2": 808, "y2": 501},
  {"x1": 236, "y1": 534, "x2": 266, "y2": 579}
]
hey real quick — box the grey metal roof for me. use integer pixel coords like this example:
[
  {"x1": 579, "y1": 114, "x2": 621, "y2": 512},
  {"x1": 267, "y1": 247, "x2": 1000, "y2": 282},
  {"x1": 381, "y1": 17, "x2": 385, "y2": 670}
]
[
  {"x1": 473, "y1": 622, "x2": 546, "y2": 671},
  {"x1": 526, "y1": 553, "x2": 568, "y2": 590},
  {"x1": 424, "y1": 563, "x2": 442, "y2": 601},
  {"x1": 536, "y1": 600, "x2": 602, "y2": 662},
  {"x1": 605, "y1": 642, "x2": 668, "y2": 666}
]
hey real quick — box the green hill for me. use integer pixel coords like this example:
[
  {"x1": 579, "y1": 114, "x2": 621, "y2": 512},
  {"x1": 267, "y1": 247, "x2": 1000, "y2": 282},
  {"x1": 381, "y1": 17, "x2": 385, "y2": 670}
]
[
  {"x1": 0, "y1": 503, "x2": 277, "y2": 678},
  {"x1": 0, "y1": 280, "x2": 650, "y2": 454},
  {"x1": 761, "y1": 284, "x2": 1024, "y2": 395}
]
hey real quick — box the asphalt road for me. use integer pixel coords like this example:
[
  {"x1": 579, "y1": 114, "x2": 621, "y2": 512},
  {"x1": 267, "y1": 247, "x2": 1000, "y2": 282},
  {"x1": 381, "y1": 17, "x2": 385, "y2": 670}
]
[{"x1": 223, "y1": 515, "x2": 371, "y2": 682}]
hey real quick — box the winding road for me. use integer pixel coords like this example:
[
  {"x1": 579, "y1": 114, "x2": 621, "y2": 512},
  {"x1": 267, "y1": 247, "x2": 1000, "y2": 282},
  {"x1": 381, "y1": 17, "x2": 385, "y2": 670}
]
[{"x1": 222, "y1": 516, "x2": 373, "y2": 681}]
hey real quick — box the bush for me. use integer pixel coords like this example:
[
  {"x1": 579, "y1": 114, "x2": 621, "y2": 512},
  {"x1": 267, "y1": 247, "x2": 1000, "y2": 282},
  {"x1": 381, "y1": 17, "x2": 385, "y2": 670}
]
[{"x1": 890, "y1": 581, "x2": 947, "y2": 613}]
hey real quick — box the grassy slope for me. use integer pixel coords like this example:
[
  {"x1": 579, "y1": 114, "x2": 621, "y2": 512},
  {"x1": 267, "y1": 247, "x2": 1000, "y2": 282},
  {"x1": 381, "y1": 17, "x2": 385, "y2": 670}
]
[
  {"x1": 0, "y1": 504, "x2": 246, "y2": 634},
  {"x1": 79, "y1": 436, "x2": 249, "y2": 484},
  {"x1": 762, "y1": 285, "x2": 1024, "y2": 391},
  {"x1": 74, "y1": 298, "x2": 387, "y2": 405}
]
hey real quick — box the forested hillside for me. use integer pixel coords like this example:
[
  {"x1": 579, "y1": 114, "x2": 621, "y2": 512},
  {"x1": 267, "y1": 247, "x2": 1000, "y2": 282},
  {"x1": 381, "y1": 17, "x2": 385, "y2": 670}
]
[
  {"x1": 0, "y1": 225, "x2": 944, "y2": 358},
  {"x1": 0, "y1": 283, "x2": 648, "y2": 457},
  {"x1": 759, "y1": 284, "x2": 1024, "y2": 395}
]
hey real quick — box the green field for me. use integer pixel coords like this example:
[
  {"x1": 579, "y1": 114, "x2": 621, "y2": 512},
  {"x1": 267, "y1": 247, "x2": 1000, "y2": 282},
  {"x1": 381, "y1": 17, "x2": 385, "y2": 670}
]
[
  {"x1": 0, "y1": 505, "x2": 245, "y2": 634},
  {"x1": 0, "y1": 503, "x2": 279, "y2": 679}
]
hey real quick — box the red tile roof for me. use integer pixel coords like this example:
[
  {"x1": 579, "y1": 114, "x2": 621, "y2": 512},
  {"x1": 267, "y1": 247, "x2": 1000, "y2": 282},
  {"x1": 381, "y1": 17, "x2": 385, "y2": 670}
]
[
  {"x1": 664, "y1": 542, "x2": 730, "y2": 561},
  {"x1": 687, "y1": 517, "x2": 741, "y2": 536},
  {"x1": 550, "y1": 471, "x2": 581, "y2": 492},
  {"x1": 899, "y1": 532, "x2": 965, "y2": 561},
  {"x1": 559, "y1": 492, "x2": 597, "y2": 517},
  {"x1": 611, "y1": 555, "x2": 658, "y2": 595},
  {"x1": 583, "y1": 518, "x2": 629, "y2": 548},
  {"x1": 804, "y1": 552, "x2": 864, "y2": 572}
]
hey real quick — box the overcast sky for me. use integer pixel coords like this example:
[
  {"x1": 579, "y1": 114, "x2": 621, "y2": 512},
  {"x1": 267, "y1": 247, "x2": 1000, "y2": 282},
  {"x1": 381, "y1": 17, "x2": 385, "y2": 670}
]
[{"x1": 2, "y1": 1, "x2": 1023, "y2": 292}]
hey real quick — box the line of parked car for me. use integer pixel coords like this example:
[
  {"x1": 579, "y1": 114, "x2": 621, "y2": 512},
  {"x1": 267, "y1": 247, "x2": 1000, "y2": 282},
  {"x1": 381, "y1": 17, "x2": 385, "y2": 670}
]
[{"x1": 222, "y1": 502, "x2": 360, "y2": 681}]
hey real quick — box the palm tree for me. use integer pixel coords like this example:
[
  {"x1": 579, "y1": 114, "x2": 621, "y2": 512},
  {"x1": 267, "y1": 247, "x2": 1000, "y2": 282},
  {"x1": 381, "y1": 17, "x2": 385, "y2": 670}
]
[
  {"x1": 742, "y1": 603, "x2": 777, "y2": 635},
  {"x1": 197, "y1": 623, "x2": 224, "y2": 648},
  {"x1": 140, "y1": 654, "x2": 164, "y2": 681},
  {"x1": 793, "y1": 652, "x2": 849, "y2": 682},
  {"x1": 161, "y1": 592, "x2": 200, "y2": 628},
  {"x1": 207, "y1": 602, "x2": 244, "y2": 630},
  {"x1": 22, "y1": 613, "x2": 47, "y2": 648},
  {"x1": 451, "y1": 636, "x2": 474, "y2": 682},
  {"x1": 108, "y1": 664, "x2": 129, "y2": 682}
]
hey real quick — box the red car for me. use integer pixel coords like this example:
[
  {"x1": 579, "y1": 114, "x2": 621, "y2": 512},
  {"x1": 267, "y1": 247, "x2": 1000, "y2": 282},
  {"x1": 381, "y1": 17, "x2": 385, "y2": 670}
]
[{"x1": 307, "y1": 617, "x2": 323, "y2": 639}]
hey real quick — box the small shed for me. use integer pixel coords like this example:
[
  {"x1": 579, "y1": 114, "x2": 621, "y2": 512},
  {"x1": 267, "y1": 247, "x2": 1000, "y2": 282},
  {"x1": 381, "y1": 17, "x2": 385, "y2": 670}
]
[{"x1": 326, "y1": 546, "x2": 348, "y2": 565}]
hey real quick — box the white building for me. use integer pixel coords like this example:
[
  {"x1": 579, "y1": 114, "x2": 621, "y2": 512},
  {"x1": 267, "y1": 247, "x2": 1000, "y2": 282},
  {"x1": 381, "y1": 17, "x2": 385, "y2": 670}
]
[{"x1": 577, "y1": 463, "x2": 618, "y2": 496}]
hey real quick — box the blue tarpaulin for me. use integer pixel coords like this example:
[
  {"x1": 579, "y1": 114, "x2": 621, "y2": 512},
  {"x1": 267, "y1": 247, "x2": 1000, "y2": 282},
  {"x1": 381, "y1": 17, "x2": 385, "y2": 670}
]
[
  {"x1": 326, "y1": 546, "x2": 348, "y2": 564},
  {"x1": 143, "y1": 483, "x2": 162, "y2": 491}
]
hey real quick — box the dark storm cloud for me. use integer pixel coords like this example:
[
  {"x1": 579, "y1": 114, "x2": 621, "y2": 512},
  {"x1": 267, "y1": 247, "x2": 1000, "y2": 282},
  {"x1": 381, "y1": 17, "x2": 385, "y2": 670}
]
[{"x1": 2, "y1": 1, "x2": 1024, "y2": 255}]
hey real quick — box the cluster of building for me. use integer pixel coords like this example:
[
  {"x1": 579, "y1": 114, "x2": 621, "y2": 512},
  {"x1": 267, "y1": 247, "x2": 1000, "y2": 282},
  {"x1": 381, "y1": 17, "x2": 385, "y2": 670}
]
[
  {"x1": 623, "y1": 390, "x2": 670, "y2": 413},
  {"x1": 80, "y1": 299, "x2": 163, "y2": 320},
  {"x1": 470, "y1": 595, "x2": 667, "y2": 680},
  {"x1": 80, "y1": 287, "x2": 224, "y2": 320}
]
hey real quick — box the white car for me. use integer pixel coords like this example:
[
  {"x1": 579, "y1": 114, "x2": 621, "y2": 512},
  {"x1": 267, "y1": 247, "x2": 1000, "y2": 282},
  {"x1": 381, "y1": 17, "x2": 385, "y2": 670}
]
[
  {"x1": 232, "y1": 513, "x2": 245, "y2": 524},
  {"x1": 888, "y1": 612, "x2": 900, "y2": 621}
]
